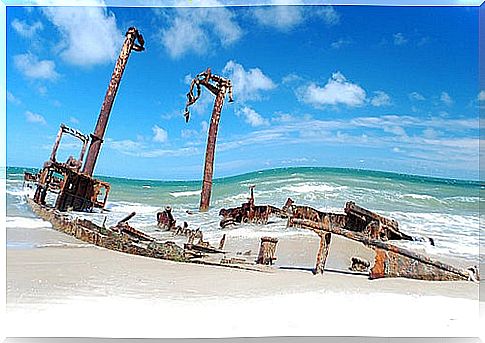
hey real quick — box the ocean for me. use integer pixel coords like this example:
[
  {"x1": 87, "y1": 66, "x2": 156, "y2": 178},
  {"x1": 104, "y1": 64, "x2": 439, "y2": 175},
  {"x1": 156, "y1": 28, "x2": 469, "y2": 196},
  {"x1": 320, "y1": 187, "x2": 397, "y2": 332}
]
[{"x1": 5, "y1": 166, "x2": 482, "y2": 264}]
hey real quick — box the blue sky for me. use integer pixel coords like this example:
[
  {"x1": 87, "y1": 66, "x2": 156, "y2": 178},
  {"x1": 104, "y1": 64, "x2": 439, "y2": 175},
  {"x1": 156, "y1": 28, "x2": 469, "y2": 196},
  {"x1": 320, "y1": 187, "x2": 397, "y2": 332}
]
[{"x1": 6, "y1": 4, "x2": 482, "y2": 180}]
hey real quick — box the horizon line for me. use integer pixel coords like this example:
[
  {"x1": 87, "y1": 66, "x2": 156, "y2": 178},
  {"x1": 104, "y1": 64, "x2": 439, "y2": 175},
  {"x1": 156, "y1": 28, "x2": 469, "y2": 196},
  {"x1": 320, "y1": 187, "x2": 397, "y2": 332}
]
[{"x1": 5, "y1": 164, "x2": 481, "y2": 184}]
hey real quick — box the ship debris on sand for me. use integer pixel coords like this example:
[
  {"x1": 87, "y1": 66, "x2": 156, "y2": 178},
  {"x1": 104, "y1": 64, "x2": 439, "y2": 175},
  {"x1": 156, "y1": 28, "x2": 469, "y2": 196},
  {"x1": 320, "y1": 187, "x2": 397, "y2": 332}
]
[{"x1": 22, "y1": 26, "x2": 479, "y2": 284}]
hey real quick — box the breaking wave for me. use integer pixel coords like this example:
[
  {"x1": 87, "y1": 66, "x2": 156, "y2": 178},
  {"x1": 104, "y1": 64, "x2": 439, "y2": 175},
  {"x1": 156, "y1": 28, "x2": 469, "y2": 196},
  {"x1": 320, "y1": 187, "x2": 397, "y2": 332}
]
[
  {"x1": 169, "y1": 190, "x2": 201, "y2": 198},
  {"x1": 5, "y1": 166, "x2": 480, "y2": 263},
  {"x1": 6, "y1": 216, "x2": 52, "y2": 229}
]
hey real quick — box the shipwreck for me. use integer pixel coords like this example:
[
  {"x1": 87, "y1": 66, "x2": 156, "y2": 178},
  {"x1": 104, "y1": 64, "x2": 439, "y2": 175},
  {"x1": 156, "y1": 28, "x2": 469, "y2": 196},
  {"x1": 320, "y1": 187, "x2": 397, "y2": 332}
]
[{"x1": 22, "y1": 27, "x2": 479, "y2": 283}]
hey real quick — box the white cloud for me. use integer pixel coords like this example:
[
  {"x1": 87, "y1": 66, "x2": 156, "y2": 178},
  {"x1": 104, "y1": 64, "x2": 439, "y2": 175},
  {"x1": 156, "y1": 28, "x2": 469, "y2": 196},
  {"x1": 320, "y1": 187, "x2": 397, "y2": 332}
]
[
  {"x1": 477, "y1": 90, "x2": 485, "y2": 101},
  {"x1": 181, "y1": 120, "x2": 209, "y2": 140},
  {"x1": 252, "y1": 6, "x2": 304, "y2": 31},
  {"x1": 237, "y1": 106, "x2": 269, "y2": 127},
  {"x1": 42, "y1": 5, "x2": 123, "y2": 66},
  {"x1": 393, "y1": 33, "x2": 408, "y2": 46},
  {"x1": 409, "y1": 92, "x2": 426, "y2": 101},
  {"x1": 158, "y1": 6, "x2": 242, "y2": 59},
  {"x1": 201, "y1": 120, "x2": 209, "y2": 134},
  {"x1": 272, "y1": 112, "x2": 296, "y2": 123},
  {"x1": 440, "y1": 91, "x2": 453, "y2": 106},
  {"x1": 210, "y1": 113, "x2": 479, "y2": 176},
  {"x1": 106, "y1": 138, "x2": 143, "y2": 154},
  {"x1": 282, "y1": 73, "x2": 303, "y2": 85},
  {"x1": 383, "y1": 125, "x2": 407, "y2": 137},
  {"x1": 251, "y1": 5, "x2": 339, "y2": 31},
  {"x1": 222, "y1": 60, "x2": 276, "y2": 102},
  {"x1": 7, "y1": 91, "x2": 21, "y2": 105},
  {"x1": 331, "y1": 38, "x2": 351, "y2": 49},
  {"x1": 370, "y1": 91, "x2": 391, "y2": 107},
  {"x1": 422, "y1": 128, "x2": 439, "y2": 139},
  {"x1": 25, "y1": 111, "x2": 47, "y2": 125},
  {"x1": 298, "y1": 72, "x2": 366, "y2": 107},
  {"x1": 106, "y1": 137, "x2": 199, "y2": 158},
  {"x1": 14, "y1": 53, "x2": 59, "y2": 80},
  {"x1": 152, "y1": 125, "x2": 168, "y2": 143},
  {"x1": 11, "y1": 19, "x2": 43, "y2": 38}
]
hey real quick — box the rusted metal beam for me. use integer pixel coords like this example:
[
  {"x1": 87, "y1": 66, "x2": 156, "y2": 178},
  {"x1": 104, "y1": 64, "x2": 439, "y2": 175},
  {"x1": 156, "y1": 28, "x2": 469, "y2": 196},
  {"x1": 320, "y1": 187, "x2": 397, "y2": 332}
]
[
  {"x1": 49, "y1": 124, "x2": 90, "y2": 170},
  {"x1": 286, "y1": 199, "x2": 430, "y2": 243},
  {"x1": 291, "y1": 217, "x2": 477, "y2": 281},
  {"x1": 83, "y1": 27, "x2": 145, "y2": 176},
  {"x1": 314, "y1": 232, "x2": 331, "y2": 275},
  {"x1": 50, "y1": 125, "x2": 64, "y2": 162},
  {"x1": 184, "y1": 68, "x2": 233, "y2": 212}
]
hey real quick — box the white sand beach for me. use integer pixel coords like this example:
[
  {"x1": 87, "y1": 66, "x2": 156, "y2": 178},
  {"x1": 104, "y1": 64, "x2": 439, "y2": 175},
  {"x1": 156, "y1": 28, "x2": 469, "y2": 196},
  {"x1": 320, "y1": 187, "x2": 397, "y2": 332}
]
[{"x1": 6, "y1": 228, "x2": 480, "y2": 338}]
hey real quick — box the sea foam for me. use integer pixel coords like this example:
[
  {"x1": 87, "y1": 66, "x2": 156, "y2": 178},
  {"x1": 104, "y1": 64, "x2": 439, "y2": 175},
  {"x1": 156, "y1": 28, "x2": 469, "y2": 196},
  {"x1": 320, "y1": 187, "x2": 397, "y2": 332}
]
[
  {"x1": 169, "y1": 190, "x2": 201, "y2": 198},
  {"x1": 6, "y1": 216, "x2": 52, "y2": 229}
]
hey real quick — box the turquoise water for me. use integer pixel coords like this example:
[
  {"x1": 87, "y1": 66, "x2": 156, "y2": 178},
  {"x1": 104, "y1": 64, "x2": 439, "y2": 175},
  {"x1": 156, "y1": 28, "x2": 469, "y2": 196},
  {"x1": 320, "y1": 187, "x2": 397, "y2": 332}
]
[{"x1": 5, "y1": 166, "x2": 482, "y2": 263}]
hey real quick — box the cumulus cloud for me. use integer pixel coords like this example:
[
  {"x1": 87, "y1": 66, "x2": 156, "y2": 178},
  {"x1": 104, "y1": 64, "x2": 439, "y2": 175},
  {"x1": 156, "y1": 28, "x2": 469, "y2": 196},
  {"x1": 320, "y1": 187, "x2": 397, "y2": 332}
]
[
  {"x1": 25, "y1": 111, "x2": 47, "y2": 125},
  {"x1": 158, "y1": 6, "x2": 242, "y2": 59},
  {"x1": 370, "y1": 91, "x2": 392, "y2": 107},
  {"x1": 440, "y1": 91, "x2": 453, "y2": 106},
  {"x1": 298, "y1": 72, "x2": 366, "y2": 107},
  {"x1": 409, "y1": 92, "x2": 426, "y2": 101},
  {"x1": 11, "y1": 19, "x2": 43, "y2": 38},
  {"x1": 237, "y1": 106, "x2": 269, "y2": 127},
  {"x1": 152, "y1": 125, "x2": 168, "y2": 143},
  {"x1": 222, "y1": 60, "x2": 276, "y2": 102},
  {"x1": 42, "y1": 5, "x2": 123, "y2": 66},
  {"x1": 393, "y1": 33, "x2": 408, "y2": 45},
  {"x1": 14, "y1": 53, "x2": 59, "y2": 80},
  {"x1": 251, "y1": 5, "x2": 339, "y2": 31}
]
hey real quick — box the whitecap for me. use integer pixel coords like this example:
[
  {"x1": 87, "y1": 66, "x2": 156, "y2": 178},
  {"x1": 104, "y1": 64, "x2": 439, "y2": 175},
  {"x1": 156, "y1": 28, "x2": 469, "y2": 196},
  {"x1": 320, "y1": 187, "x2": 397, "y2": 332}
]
[
  {"x1": 400, "y1": 193, "x2": 435, "y2": 200},
  {"x1": 105, "y1": 201, "x2": 161, "y2": 214},
  {"x1": 443, "y1": 196, "x2": 479, "y2": 203},
  {"x1": 169, "y1": 190, "x2": 201, "y2": 198},
  {"x1": 282, "y1": 183, "x2": 347, "y2": 194},
  {"x1": 6, "y1": 216, "x2": 52, "y2": 229}
]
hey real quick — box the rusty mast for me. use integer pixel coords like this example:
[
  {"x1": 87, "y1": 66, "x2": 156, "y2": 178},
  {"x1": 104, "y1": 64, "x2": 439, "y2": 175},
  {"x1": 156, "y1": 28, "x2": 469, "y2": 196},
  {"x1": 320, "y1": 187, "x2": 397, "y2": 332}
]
[
  {"x1": 82, "y1": 27, "x2": 145, "y2": 176},
  {"x1": 184, "y1": 68, "x2": 233, "y2": 212}
]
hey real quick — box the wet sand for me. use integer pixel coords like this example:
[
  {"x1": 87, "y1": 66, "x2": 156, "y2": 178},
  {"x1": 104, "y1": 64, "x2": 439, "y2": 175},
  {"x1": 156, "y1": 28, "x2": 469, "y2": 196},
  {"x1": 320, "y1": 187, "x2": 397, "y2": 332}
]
[{"x1": 6, "y1": 229, "x2": 480, "y2": 338}]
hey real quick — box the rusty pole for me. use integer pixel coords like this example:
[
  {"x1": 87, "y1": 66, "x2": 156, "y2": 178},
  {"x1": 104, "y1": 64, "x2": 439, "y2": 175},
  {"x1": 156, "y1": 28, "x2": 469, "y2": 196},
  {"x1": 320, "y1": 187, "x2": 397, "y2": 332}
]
[
  {"x1": 82, "y1": 27, "x2": 144, "y2": 176},
  {"x1": 184, "y1": 68, "x2": 233, "y2": 212},
  {"x1": 199, "y1": 88, "x2": 226, "y2": 211},
  {"x1": 50, "y1": 124, "x2": 65, "y2": 162}
]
